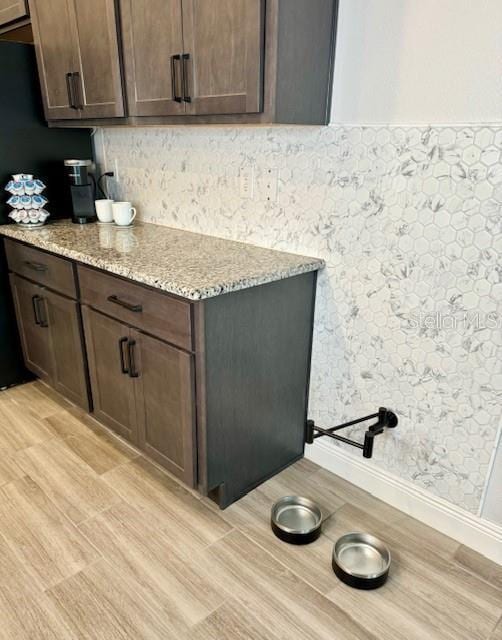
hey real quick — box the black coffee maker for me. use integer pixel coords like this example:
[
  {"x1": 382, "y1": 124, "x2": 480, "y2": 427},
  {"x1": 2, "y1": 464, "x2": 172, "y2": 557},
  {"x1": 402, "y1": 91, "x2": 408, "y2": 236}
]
[{"x1": 64, "y1": 159, "x2": 96, "y2": 224}]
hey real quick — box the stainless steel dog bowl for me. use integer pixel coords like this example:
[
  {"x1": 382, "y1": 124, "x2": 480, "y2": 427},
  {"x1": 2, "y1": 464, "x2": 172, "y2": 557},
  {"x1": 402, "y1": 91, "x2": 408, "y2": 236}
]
[
  {"x1": 332, "y1": 532, "x2": 391, "y2": 589},
  {"x1": 271, "y1": 496, "x2": 323, "y2": 544}
]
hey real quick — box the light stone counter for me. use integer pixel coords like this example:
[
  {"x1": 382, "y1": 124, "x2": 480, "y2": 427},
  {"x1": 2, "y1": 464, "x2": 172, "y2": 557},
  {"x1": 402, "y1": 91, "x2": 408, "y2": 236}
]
[{"x1": 0, "y1": 220, "x2": 324, "y2": 300}]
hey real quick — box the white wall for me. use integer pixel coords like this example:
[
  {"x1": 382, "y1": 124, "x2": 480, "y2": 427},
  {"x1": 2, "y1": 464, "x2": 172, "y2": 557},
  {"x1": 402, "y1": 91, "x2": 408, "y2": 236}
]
[
  {"x1": 483, "y1": 429, "x2": 502, "y2": 525},
  {"x1": 331, "y1": 0, "x2": 502, "y2": 124}
]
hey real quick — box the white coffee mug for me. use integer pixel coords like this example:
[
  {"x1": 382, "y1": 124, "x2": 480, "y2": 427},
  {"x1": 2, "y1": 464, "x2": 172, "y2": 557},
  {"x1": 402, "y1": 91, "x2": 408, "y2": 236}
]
[
  {"x1": 95, "y1": 199, "x2": 114, "y2": 223},
  {"x1": 113, "y1": 202, "x2": 137, "y2": 226}
]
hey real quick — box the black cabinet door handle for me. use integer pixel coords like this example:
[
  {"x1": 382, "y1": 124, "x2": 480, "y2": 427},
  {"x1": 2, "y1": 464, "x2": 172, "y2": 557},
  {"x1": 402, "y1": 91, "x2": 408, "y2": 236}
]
[
  {"x1": 107, "y1": 295, "x2": 143, "y2": 313},
  {"x1": 182, "y1": 53, "x2": 191, "y2": 103},
  {"x1": 37, "y1": 297, "x2": 49, "y2": 328},
  {"x1": 66, "y1": 72, "x2": 77, "y2": 109},
  {"x1": 118, "y1": 337, "x2": 129, "y2": 375},
  {"x1": 24, "y1": 260, "x2": 47, "y2": 272},
  {"x1": 32, "y1": 295, "x2": 41, "y2": 326},
  {"x1": 72, "y1": 71, "x2": 83, "y2": 110},
  {"x1": 171, "y1": 54, "x2": 182, "y2": 103},
  {"x1": 127, "y1": 339, "x2": 139, "y2": 378}
]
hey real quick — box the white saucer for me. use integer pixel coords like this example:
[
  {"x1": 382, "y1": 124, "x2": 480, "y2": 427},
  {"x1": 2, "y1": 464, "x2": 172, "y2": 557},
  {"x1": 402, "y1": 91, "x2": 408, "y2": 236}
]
[
  {"x1": 16, "y1": 222, "x2": 46, "y2": 229},
  {"x1": 97, "y1": 221, "x2": 114, "y2": 225},
  {"x1": 113, "y1": 223, "x2": 135, "y2": 228}
]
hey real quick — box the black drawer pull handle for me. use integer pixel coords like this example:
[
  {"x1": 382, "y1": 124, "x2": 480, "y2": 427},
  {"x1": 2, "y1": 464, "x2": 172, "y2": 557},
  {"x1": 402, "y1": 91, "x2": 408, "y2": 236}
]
[
  {"x1": 38, "y1": 297, "x2": 49, "y2": 328},
  {"x1": 118, "y1": 337, "x2": 129, "y2": 375},
  {"x1": 182, "y1": 53, "x2": 191, "y2": 103},
  {"x1": 72, "y1": 71, "x2": 83, "y2": 110},
  {"x1": 128, "y1": 339, "x2": 139, "y2": 378},
  {"x1": 32, "y1": 295, "x2": 41, "y2": 325},
  {"x1": 66, "y1": 72, "x2": 77, "y2": 109},
  {"x1": 171, "y1": 54, "x2": 182, "y2": 103},
  {"x1": 107, "y1": 295, "x2": 143, "y2": 313},
  {"x1": 31, "y1": 295, "x2": 48, "y2": 327},
  {"x1": 24, "y1": 260, "x2": 47, "y2": 272}
]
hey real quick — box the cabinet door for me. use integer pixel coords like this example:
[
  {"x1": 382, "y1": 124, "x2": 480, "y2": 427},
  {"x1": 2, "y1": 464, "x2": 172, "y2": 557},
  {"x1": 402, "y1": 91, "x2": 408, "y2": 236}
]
[
  {"x1": 182, "y1": 0, "x2": 264, "y2": 115},
  {"x1": 43, "y1": 288, "x2": 89, "y2": 411},
  {"x1": 28, "y1": 0, "x2": 80, "y2": 120},
  {"x1": 120, "y1": 0, "x2": 185, "y2": 116},
  {"x1": 82, "y1": 307, "x2": 137, "y2": 443},
  {"x1": 9, "y1": 274, "x2": 53, "y2": 382},
  {"x1": 133, "y1": 330, "x2": 196, "y2": 486},
  {"x1": 70, "y1": 0, "x2": 124, "y2": 118},
  {"x1": 0, "y1": 0, "x2": 28, "y2": 26}
]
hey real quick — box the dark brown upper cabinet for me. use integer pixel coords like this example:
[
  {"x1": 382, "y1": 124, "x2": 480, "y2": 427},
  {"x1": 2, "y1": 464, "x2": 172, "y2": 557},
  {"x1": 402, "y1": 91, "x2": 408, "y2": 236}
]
[
  {"x1": 29, "y1": 0, "x2": 124, "y2": 120},
  {"x1": 120, "y1": 0, "x2": 337, "y2": 123},
  {"x1": 29, "y1": 0, "x2": 79, "y2": 119},
  {"x1": 120, "y1": 0, "x2": 185, "y2": 117},
  {"x1": 120, "y1": 0, "x2": 263, "y2": 117},
  {"x1": 181, "y1": 0, "x2": 264, "y2": 116},
  {"x1": 70, "y1": 0, "x2": 124, "y2": 118},
  {"x1": 0, "y1": 0, "x2": 28, "y2": 28},
  {"x1": 34, "y1": 0, "x2": 338, "y2": 125}
]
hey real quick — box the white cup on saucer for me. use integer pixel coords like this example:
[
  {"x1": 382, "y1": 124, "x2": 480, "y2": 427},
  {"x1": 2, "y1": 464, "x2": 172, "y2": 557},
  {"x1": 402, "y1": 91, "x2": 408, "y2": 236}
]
[
  {"x1": 113, "y1": 202, "x2": 136, "y2": 227},
  {"x1": 95, "y1": 199, "x2": 114, "y2": 223}
]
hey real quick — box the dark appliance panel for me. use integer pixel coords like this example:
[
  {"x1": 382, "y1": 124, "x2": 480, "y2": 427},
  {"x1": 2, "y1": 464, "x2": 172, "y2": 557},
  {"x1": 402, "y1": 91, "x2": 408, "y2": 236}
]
[{"x1": 0, "y1": 41, "x2": 92, "y2": 387}]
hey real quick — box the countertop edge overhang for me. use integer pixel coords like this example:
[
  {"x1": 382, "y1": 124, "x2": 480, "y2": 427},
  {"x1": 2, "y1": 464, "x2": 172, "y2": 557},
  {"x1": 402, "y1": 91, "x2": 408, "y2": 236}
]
[{"x1": 0, "y1": 221, "x2": 325, "y2": 300}]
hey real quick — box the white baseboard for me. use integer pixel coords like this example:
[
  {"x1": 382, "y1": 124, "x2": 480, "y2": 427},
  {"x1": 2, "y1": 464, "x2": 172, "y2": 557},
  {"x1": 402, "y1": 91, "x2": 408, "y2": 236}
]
[{"x1": 306, "y1": 440, "x2": 502, "y2": 566}]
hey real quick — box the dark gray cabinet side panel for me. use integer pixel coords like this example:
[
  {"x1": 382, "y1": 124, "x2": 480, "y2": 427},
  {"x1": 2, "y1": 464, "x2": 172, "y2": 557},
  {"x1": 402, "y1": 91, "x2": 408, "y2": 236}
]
[
  {"x1": 203, "y1": 272, "x2": 317, "y2": 508},
  {"x1": 275, "y1": 0, "x2": 338, "y2": 124}
]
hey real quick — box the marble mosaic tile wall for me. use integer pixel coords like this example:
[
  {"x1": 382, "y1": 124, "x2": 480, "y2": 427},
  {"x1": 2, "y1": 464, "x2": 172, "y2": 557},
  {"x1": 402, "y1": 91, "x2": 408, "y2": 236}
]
[{"x1": 95, "y1": 125, "x2": 502, "y2": 517}]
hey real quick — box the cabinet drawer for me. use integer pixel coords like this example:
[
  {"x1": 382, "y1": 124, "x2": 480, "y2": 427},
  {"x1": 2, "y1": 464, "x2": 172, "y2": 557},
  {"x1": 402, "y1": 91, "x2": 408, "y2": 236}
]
[
  {"x1": 78, "y1": 265, "x2": 192, "y2": 351},
  {"x1": 0, "y1": 0, "x2": 28, "y2": 27},
  {"x1": 5, "y1": 239, "x2": 77, "y2": 299}
]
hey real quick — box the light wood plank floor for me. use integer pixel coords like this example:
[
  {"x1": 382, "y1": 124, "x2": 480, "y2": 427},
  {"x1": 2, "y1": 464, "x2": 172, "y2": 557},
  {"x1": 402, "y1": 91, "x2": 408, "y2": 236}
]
[{"x1": 0, "y1": 380, "x2": 501, "y2": 640}]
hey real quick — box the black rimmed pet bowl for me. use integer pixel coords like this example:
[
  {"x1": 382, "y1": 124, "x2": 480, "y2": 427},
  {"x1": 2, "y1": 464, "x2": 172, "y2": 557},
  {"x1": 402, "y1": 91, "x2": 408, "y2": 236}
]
[
  {"x1": 332, "y1": 532, "x2": 391, "y2": 589},
  {"x1": 271, "y1": 496, "x2": 323, "y2": 545}
]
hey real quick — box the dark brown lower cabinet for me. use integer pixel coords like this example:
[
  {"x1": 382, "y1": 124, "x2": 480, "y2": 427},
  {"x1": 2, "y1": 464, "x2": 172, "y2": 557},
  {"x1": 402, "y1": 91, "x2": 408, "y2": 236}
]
[
  {"x1": 5, "y1": 239, "x2": 318, "y2": 508},
  {"x1": 82, "y1": 307, "x2": 138, "y2": 444},
  {"x1": 42, "y1": 287, "x2": 89, "y2": 410},
  {"x1": 9, "y1": 274, "x2": 53, "y2": 382},
  {"x1": 82, "y1": 306, "x2": 196, "y2": 485},
  {"x1": 134, "y1": 330, "x2": 195, "y2": 486},
  {"x1": 9, "y1": 273, "x2": 89, "y2": 410}
]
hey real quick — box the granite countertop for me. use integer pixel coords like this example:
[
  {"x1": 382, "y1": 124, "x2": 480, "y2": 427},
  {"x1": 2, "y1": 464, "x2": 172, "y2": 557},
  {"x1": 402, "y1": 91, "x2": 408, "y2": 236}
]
[{"x1": 0, "y1": 220, "x2": 325, "y2": 300}]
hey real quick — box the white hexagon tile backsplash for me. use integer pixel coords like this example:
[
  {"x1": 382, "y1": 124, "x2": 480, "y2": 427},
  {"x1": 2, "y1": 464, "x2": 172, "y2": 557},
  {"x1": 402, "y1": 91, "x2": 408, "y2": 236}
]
[{"x1": 96, "y1": 125, "x2": 502, "y2": 516}]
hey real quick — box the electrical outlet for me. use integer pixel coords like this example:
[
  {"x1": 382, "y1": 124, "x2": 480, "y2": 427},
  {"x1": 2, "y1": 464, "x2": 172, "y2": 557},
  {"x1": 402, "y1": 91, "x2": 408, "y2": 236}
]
[
  {"x1": 264, "y1": 168, "x2": 278, "y2": 202},
  {"x1": 240, "y1": 166, "x2": 254, "y2": 199}
]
